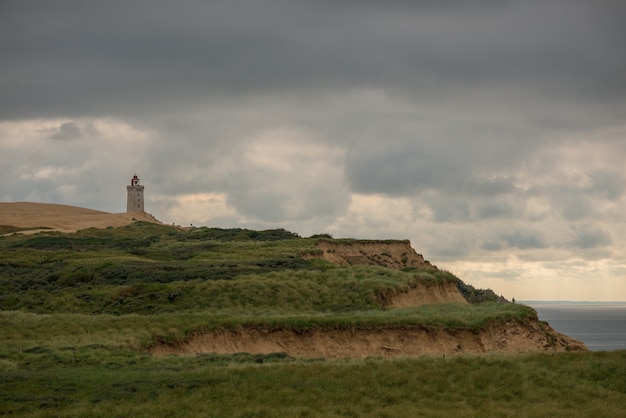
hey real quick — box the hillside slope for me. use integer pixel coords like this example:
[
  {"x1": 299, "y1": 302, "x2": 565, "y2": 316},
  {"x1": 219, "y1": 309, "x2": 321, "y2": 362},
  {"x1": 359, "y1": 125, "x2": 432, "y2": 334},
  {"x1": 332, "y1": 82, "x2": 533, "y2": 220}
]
[{"x1": 0, "y1": 202, "x2": 161, "y2": 233}]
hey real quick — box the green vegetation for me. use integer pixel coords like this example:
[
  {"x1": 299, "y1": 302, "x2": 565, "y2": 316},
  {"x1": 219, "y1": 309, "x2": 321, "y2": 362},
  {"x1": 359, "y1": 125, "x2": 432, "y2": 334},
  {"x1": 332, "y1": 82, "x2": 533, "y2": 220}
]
[
  {"x1": 0, "y1": 266, "x2": 465, "y2": 315},
  {"x1": 1, "y1": 222, "x2": 625, "y2": 416},
  {"x1": 456, "y1": 279, "x2": 508, "y2": 303},
  {"x1": 0, "y1": 303, "x2": 536, "y2": 351},
  {"x1": 1, "y1": 343, "x2": 624, "y2": 417},
  {"x1": 0, "y1": 223, "x2": 462, "y2": 315},
  {"x1": 0, "y1": 225, "x2": 52, "y2": 235}
]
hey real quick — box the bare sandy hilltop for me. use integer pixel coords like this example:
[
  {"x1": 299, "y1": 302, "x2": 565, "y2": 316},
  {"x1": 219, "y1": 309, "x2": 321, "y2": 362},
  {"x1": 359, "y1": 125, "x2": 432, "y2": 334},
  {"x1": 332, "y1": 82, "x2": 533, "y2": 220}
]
[{"x1": 0, "y1": 202, "x2": 160, "y2": 234}]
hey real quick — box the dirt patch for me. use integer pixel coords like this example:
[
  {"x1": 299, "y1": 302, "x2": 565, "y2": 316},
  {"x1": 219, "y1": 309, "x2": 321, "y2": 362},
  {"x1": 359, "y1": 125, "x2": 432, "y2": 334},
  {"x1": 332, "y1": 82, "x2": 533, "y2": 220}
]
[
  {"x1": 385, "y1": 282, "x2": 468, "y2": 307},
  {"x1": 0, "y1": 202, "x2": 161, "y2": 233},
  {"x1": 150, "y1": 320, "x2": 587, "y2": 359},
  {"x1": 306, "y1": 240, "x2": 435, "y2": 270}
]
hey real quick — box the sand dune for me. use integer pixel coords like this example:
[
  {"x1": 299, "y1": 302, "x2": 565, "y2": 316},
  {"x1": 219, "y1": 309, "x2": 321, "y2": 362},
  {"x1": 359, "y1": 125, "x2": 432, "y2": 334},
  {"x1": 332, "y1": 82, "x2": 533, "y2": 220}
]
[{"x1": 0, "y1": 202, "x2": 161, "y2": 233}]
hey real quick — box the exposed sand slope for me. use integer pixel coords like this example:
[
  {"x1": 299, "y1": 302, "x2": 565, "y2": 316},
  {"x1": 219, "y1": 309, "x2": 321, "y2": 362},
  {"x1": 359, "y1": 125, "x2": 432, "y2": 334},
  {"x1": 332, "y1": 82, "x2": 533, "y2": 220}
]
[
  {"x1": 0, "y1": 202, "x2": 161, "y2": 233},
  {"x1": 150, "y1": 319, "x2": 587, "y2": 358},
  {"x1": 386, "y1": 282, "x2": 468, "y2": 307},
  {"x1": 306, "y1": 240, "x2": 435, "y2": 270}
]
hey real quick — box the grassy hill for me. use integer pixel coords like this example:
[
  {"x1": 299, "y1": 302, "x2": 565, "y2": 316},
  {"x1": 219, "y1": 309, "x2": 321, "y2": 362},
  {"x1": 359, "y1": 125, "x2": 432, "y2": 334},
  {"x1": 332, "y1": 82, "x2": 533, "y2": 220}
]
[
  {"x1": 1, "y1": 221, "x2": 624, "y2": 416},
  {"x1": 0, "y1": 222, "x2": 494, "y2": 317}
]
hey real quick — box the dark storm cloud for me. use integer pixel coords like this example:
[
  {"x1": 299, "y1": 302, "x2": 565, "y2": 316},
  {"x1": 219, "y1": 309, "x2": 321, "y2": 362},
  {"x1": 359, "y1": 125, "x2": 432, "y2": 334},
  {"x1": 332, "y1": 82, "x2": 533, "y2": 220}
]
[
  {"x1": 500, "y1": 230, "x2": 546, "y2": 250},
  {"x1": 571, "y1": 226, "x2": 612, "y2": 249},
  {"x1": 344, "y1": 121, "x2": 529, "y2": 198},
  {"x1": 474, "y1": 200, "x2": 517, "y2": 220},
  {"x1": 48, "y1": 122, "x2": 82, "y2": 141},
  {"x1": 428, "y1": 197, "x2": 470, "y2": 223},
  {"x1": 588, "y1": 170, "x2": 625, "y2": 201},
  {"x1": 1, "y1": 1, "x2": 625, "y2": 122},
  {"x1": 431, "y1": 243, "x2": 472, "y2": 259},
  {"x1": 481, "y1": 241, "x2": 503, "y2": 252},
  {"x1": 548, "y1": 189, "x2": 593, "y2": 221}
]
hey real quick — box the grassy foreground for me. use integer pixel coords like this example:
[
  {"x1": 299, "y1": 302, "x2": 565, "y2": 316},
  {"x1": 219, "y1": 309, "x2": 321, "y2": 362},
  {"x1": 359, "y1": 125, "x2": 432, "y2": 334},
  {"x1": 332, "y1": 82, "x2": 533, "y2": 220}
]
[
  {"x1": 1, "y1": 348, "x2": 625, "y2": 417},
  {"x1": 2, "y1": 309, "x2": 625, "y2": 416}
]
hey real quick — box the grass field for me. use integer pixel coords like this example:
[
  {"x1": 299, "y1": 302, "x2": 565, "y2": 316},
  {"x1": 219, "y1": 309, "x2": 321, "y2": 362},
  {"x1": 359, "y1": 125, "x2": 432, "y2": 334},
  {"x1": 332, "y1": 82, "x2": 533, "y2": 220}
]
[
  {"x1": 2, "y1": 348, "x2": 625, "y2": 417},
  {"x1": 1, "y1": 223, "x2": 625, "y2": 416}
]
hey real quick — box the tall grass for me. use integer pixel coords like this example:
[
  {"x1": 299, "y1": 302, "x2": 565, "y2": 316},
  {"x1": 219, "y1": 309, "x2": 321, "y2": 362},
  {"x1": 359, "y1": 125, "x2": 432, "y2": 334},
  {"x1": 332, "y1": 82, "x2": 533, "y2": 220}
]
[
  {"x1": 1, "y1": 264, "x2": 462, "y2": 315},
  {"x1": 2, "y1": 351, "x2": 625, "y2": 417}
]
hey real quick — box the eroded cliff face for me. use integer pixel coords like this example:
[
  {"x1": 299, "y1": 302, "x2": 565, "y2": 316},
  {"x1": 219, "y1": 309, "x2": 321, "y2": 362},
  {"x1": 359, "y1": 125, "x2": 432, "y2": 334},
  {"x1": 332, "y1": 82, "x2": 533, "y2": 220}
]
[
  {"x1": 150, "y1": 319, "x2": 587, "y2": 358},
  {"x1": 306, "y1": 240, "x2": 435, "y2": 270}
]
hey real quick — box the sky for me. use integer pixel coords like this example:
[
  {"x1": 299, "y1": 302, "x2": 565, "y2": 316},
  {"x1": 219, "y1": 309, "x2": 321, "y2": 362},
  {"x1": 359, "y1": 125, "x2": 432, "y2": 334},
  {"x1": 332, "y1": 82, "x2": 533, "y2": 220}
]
[{"x1": 2, "y1": 1, "x2": 626, "y2": 301}]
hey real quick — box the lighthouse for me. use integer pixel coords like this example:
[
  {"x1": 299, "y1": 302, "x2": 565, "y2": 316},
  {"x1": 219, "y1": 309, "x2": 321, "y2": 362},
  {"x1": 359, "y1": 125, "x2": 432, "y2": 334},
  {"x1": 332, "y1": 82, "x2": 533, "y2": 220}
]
[{"x1": 126, "y1": 174, "x2": 145, "y2": 213}]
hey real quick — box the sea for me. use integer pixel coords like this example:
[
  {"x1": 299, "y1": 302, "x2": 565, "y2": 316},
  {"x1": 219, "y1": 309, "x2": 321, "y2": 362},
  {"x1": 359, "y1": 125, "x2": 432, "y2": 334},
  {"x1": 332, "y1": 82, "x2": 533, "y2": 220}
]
[{"x1": 523, "y1": 301, "x2": 626, "y2": 351}]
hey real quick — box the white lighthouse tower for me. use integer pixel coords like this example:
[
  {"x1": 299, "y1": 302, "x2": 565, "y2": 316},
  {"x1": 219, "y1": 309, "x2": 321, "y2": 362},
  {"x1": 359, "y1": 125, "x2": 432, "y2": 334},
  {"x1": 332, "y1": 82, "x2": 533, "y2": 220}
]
[{"x1": 126, "y1": 174, "x2": 145, "y2": 213}]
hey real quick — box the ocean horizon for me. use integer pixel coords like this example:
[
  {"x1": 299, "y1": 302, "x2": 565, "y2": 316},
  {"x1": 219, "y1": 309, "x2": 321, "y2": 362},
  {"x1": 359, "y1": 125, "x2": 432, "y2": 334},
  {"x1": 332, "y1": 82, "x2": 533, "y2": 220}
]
[{"x1": 522, "y1": 301, "x2": 626, "y2": 351}]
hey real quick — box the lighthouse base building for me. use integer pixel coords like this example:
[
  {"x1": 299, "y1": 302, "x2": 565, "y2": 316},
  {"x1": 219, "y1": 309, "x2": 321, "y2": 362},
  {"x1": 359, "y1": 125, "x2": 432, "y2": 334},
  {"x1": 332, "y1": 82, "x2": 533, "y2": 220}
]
[{"x1": 126, "y1": 174, "x2": 145, "y2": 213}]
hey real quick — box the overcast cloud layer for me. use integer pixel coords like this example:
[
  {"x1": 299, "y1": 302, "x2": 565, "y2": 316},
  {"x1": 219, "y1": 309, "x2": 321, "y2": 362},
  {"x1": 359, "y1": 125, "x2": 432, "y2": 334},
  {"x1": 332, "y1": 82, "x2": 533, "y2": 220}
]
[{"x1": 2, "y1": 1, "x2": 626, "y2": 300}]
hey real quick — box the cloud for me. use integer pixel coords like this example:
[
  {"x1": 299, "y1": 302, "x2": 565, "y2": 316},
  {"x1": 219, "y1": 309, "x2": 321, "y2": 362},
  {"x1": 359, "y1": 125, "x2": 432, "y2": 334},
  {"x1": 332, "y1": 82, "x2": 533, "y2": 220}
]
[
  {"x1": 500, "y1": 230, "x2": 546, "y2": 250},
  {"x1": 571, "y1": 226, "x2": 612, "y2": 250},
  {"x1": 474, "y1": 200, "x2": 517, "y2": 220},
  {"x1": 481, "y1": 241, "x2": 503, "y2": 252},
  {"x1": 217, "y1": 129, "x2": 349, "y2": 223},
  {"x1": 2, "y1": 1, "x2": 625, "y2": 123},
  {"x1": 48, "y1": 122, "x2": 82, "y2": 141},
  {"x1": 588, "y1": 170, "x2": 625, "y2": 201},
  {"x1": 421, "y1": 193, "x2": 471, "y2": 223}
]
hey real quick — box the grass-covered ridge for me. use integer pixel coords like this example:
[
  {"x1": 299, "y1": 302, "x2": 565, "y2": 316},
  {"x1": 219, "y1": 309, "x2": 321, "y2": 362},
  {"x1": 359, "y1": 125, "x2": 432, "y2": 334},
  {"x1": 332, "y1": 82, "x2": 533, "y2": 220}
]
[
  {"x1": 1, "y1": 303, "x2": 536, "y2": 350},
  {"x1": 0, "y1": 222, "x2": 479, "y2": 316},
  {"x1": 0, "y1": 266, "x2": 464, "y2": 315}
]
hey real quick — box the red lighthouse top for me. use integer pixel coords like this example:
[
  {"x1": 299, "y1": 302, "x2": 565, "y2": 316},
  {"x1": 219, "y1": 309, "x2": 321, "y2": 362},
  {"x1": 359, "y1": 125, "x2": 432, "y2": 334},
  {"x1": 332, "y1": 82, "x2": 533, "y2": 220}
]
[{"x1": 130, "y1": 174, "x2": 140, "y2": 186}]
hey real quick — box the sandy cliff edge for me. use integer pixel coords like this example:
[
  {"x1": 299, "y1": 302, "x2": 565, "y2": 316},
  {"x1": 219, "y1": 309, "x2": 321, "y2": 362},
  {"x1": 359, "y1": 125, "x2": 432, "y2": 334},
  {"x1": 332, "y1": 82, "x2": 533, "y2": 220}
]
[
  {"x1": 150, "y1": 318, "x2": 587, "y2": 358},
  {"x1": 305, "y1": 239, "x2": 435, "y2": 270}
]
